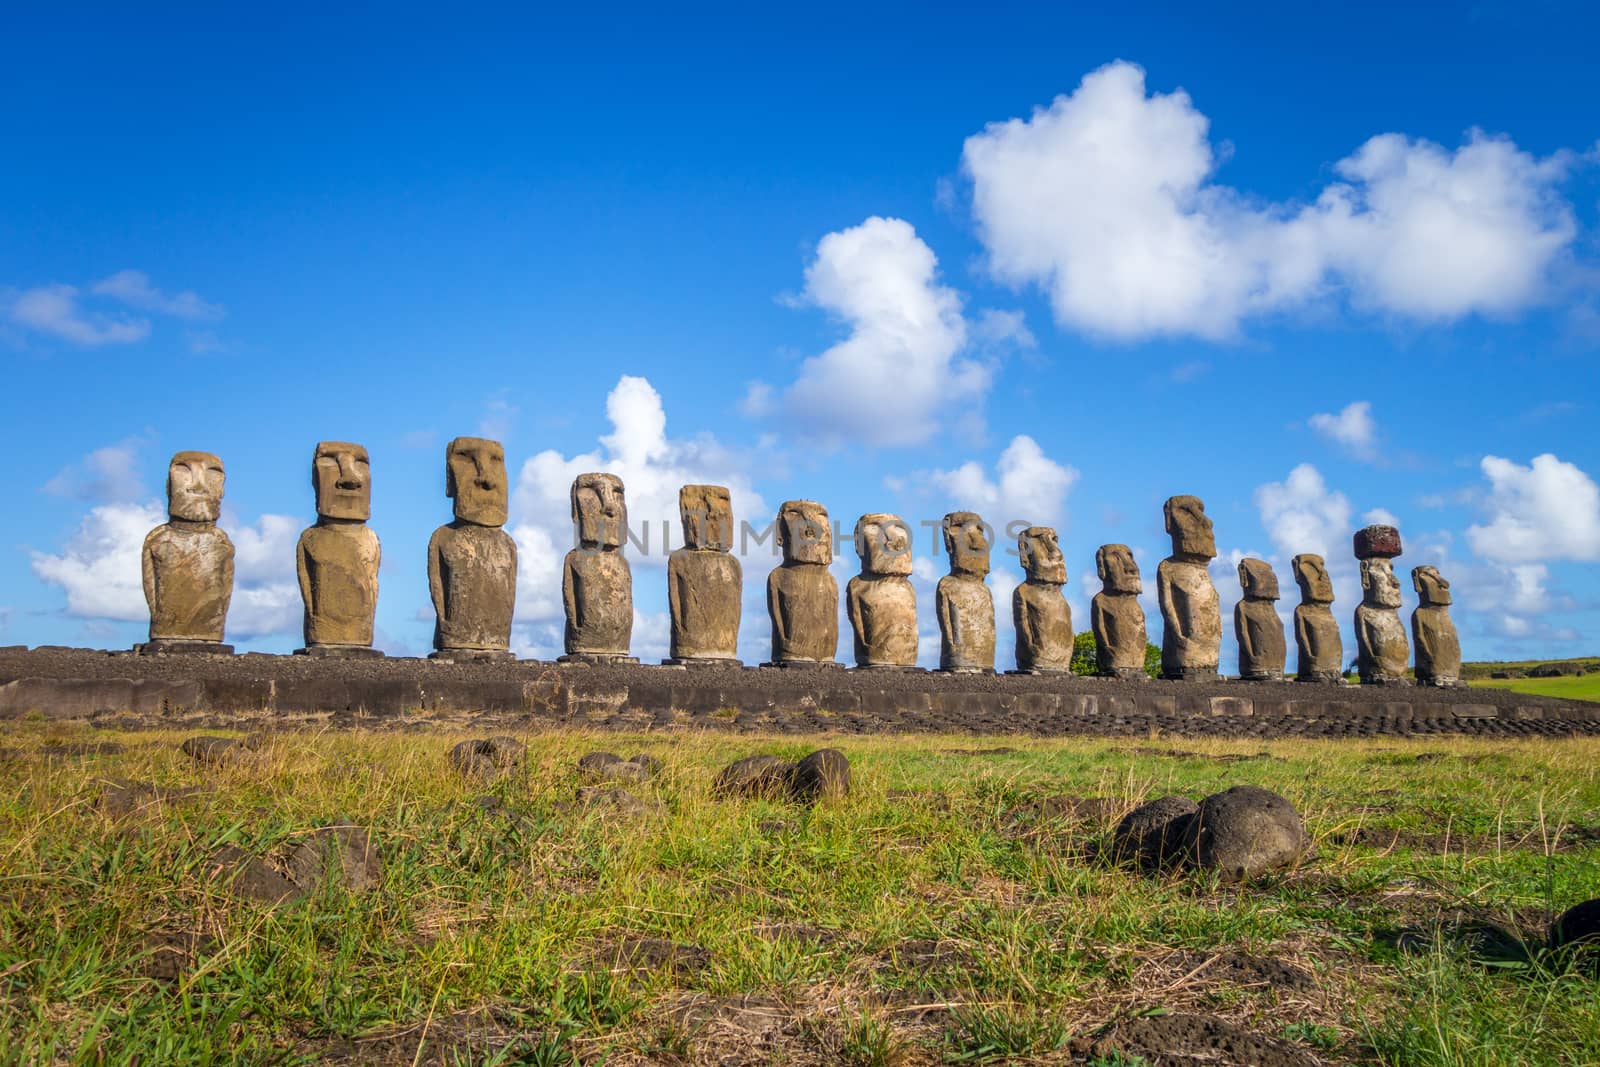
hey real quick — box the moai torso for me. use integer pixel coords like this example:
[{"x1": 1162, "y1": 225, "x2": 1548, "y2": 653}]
[
  {"x1": 1157, "y1": 495, "x2": 1221, "y2": 679},
  {"x1": 848, "y1": 574, "x2": 917, "y2": 667},
  {"x1": 298, "y1": 523, "x2": 381, "y2": 647},
  {"x1": 669, "y1": 549, "x2": 742, "y2": 660},
  {"x1": 769, "y1": 564, "x2": 838, "y2": 663},
  {"x1": 564, "y1": 548, "x2": 633, "y2": 655},
  {"x1": 1014, "y1": 582, "x2": 1072, "y2": 672},
  {"x1": 429, "y1": 523, "x2": 517, "y2": 651},
  {"x1": 1235, "y1": 558, "x2": 1286, "y2": 681},
  {"x1": 937, "y1": 575, "x2": 995, "y2": 672},
  {"x1": 1411, "y1": 566, "x2": 1461, "y2": 687},
  {"x1": 1294, "y1": 604, "x2": 1343, "y2": 680},
  {"x1": 1093, "y1": 544, "x2": 1147, "y2": 677},
  {"x1": 144, "y1": 523, "x2": 234, "y2": 642}
]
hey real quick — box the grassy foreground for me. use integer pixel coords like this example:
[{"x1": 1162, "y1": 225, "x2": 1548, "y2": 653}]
[
  {"x1": 2, "y1": 724, "x2": 1599, "y2": 1066},
  {"x1": 1471, "y1": 674, "x2": 1600, "y2": 704}
]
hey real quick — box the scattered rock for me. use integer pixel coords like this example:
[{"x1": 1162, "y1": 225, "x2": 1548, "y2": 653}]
[
  {"x1": 98, "y1": 778, "x2": 205, "y2": 817},
  {"x1": 575, "y1": 786, "x2": 654, "y2": 819},
  {"x1": 577, "y1": 751, "x2": 660, "y2": 784},
  {"x1": 712, "y1": 749, "x2": 851, "y2": 803},
  {"x1": 1550, "y1": 898, "x2": 1600, "y2": 975},
  {"x1": 1169, "y1": 950, "x2": 1316, "y2": 993},
  {"x1": 1096, "y1": 1011, "x2": 1319, "y2": 1067},
  {"x1": 180, "y1": 735, "x2": 245, "y2": 767},
  {"x1": 1183, "y1": 785, "x2": 1309, "y2": 880},
  {"x1": 712, "y1": 754, "x2": 795, "y2": 799},
  {"x1": 628, "y1": 753, "x2": 664, "y2": 778},
  {"x1": 1111, "y1": 795, "x2": 1198, "y2": 869},
  {"x1": 213, "y1": 844, "x2": 303, "y2": 905},
  {"x1": 448, "y1": 736, "x2": 525, "y2": 780},
  {"x1": 138, "y1": 928, "x2": 219, "y2": 984},
  {"x1": 788, "y1": 748, "x2": 850, "y2": 802},
  {"x1": 284, "y1": 826, "x2": 384, "y2": 894}
]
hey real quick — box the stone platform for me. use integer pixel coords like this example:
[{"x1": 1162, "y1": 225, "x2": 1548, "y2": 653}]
[{"x1": 0, "y1": 646, "x2": 1596, "y2": 739}]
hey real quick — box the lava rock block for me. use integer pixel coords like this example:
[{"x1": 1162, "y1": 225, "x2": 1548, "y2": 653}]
[
  {"x1": 1353, "y1": 525, "x2": 1403, "y2": 560},
  {"x1": 1111, "y1": 795, "x2": 1198, "y2": 869},
  {"x1": 448, "y1": 736, "x2": 526, "y2": 780},
  {"x1": 711, "y1": 754, "x2": 795, "y2": 799},
  {"x1": 1550, "y1": 898, "x2": 1600, "y2": 976},
  {"x1": 788, "y1": 748, "x2": 850, "y2": 803},
  {"x1": 1182, "y1": 785, "x2": 1309, "y2": 880}
]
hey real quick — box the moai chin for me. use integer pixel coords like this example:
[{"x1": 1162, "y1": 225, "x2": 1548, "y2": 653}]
[
  {"x1": 1353, "y1": 525, "x2": 1408, "y2": 685},
  {"x1": 1012, "y1": 526, "x2": 1072, "y2": 674},
  {"x1": 937, "y1": 511, "x2": 995, "y2": 673},
  {"x1": 296, "y1": 441, "x2": 383, "y2": 657},
  {"x1": 1411, "y1": 565, "x2": 1463, "y2": 687},
  {"x1": 1092, "y1": 543, "x2": 1148, "y2": 680},
  {"x1": 666, "y1": 484, "x2": 742, "y2": 666},
  {"x1": 1291, "y1": 553, "x2": 1343, "y2": 683},
  {"x1": 428, "y1": 437, "x2": 516, "y2": 661},
  {"x1": 846, "y1": 513, "x2": 917, "y2": 669},
  {"x1": 766, "y1": 499, "x2": 839, "y2": 667},
  {"x1": 561, "y1": 472, "x2": 636, "y2": 663},
  {"x1": 1235, "y1": 558, "x2": 1287, "y2": 682},
  {"x1": 1157, "y1": 495, "x2": 1221, "y2": 681},
  {"x1": 139, "y1": 450, "x2": 235, "y2": 655}
]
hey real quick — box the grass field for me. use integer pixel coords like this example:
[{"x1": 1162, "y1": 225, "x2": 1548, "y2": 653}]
[
  {"x1": 2, "y1": 724, "x2": 1599, "y2": 1065},
  {"x1": 1470, "y1": 674, "x2": 1600, "y2": 703}
]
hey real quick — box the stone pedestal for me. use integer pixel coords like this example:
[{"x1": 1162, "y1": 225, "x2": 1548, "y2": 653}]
[{"x1": 135, "y1": 639, "x2": 234, "y2": 656}]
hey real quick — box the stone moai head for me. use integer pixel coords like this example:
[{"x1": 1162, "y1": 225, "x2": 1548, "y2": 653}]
[
  {"x1": 1360, "y1": 559, "x2": 1403, "y2": 609},
  {"x1": 1096, "y1": 543, "x2": 1142, "y2": 595},
  {"x1": 167, "y1": 450, "x2": 224, "y2": 523},
  {"x1": 572, "y1": 472, "x2": 626, "y2": 549},
  {"x1": 1238, "y1": 558, "x2": 1280, "y2": 601},
  {"x1": 778, "y1": 499, "x2": 831, "y2": 565},
  {"x1": 1292, "y1": 553, "x2": 1335, "y2": 605},
  {"x1": 446, "y1": 436, "x2": 507, "y2": 527},
  {"x1": 854, "y1": 513, "x2": 912, "y2": 576},
  {"x1": 312, "y1": 441, "x2": 371, "y2": 522},
  {"x1": 942, "y1": 511, "x2": 991, "y2": 579},
  {"x1": 1163, "y1": 495, "x2": 1216, "y2": 562},
  {"x1": 1019, "y1": 526, "x2": 1066, "y2": 584},
  {"x1": 1412, "y1": 565, "x2": 1452, "y2": 606},
  {"x1": 680, "y1": 484, "x2": 733, "y2": 552}
]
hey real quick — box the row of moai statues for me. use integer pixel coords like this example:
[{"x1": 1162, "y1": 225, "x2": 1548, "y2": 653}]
[{"x1": 137, "y1": 444, "x2": 1462, "y2": 685}]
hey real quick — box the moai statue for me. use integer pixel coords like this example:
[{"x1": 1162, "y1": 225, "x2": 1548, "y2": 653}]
[
  {"x1": 1353, "y1": 524, "x2": 1408, "y2": 685},
  {"x1": 1235, "y1": 558, "x2": 1287, "y2": 682},
  {"x1": 1013, "y1": 526, "x2": 1072, "y2": 674},
  {"x1": 139, "y1": 451, "x2": 235, "y2": 655},
  {"x1": 846, "y1": 513, "x2": 917, "y2": 669},
  {"x1": 561, "y1": 472, "x2": 635, "y2": 663},
  {"x1": 1291, "y1": 553, "x2": 1343, "y2": 683},
  {"x1": 937, "y1": 511, "x2": 995, "y2": 673},
  {"x1": 1411, "y1": 565, "x2": 1463, "y2": 687},
  {"x1": 427, "y1": 437, "x2": 516, "y2": 661},
  {"x1": 766, "y1": 500, "x2": 839, "y2": 667},
  {"x1": 1157, "y1": 495, "x2": 1221, "y2": 680},
  {"x1": 1092, "y1": 544, "x2": 1148, "y2": 680},
  {"x1": 296, "y1": 441, "x2": 382, "y2": 657},
  {"x1": 666, "y1": 484, "x2": 742, "y2": 666}
]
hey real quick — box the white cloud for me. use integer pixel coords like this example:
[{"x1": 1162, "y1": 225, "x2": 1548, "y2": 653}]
[
  {"x1": 962, "y1": 60, "x2": 1580, "y2": 340},
  {"x1": 745, "y1": 216, "x2": 993, "y2": 447},
  {"x1": 91, "y1": 270, "x2": 222, "y2": 320},
  {"x1": 1466, "y1": 453, "x2": 1600, "y2": 563},
  {"x1": 8, "y1": 284, "x2": 150, "y2": 346},
  {"x1": 42, "y1": 439, "x2": 147, "y2": 502},
  {"x1": 1253, "y1": 463, "x2": 1353, "y2": 564},
  {"x1": 31, "y1": 502, "x2": 163, "y2": 620},
  {"x1": 918, "y1": 435, "x2": 1079, "y2": 532},
  {"x1": 1363, "y1": 507, "x2": 1400, "y2": 528},
  {"x1": 1309, "y1": 401, "x2": 1379, "y2": 460},
  {"x1": 225, "y1": 513, "x2": 301, "y2": 638}
]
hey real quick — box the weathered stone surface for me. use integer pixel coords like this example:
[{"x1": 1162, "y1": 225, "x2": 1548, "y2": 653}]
[
  {"x1": 1549, "y1": 898, "x2": 1600, "y2": 976},
  {"x1": 1013, "y1": 526, "x2": 1072, "y2": 674},
  {"x1": 142, "y1": 451, "x2": 234, "y2": 648},
  {"x1": 1182, "y1": 785, "x2": 1308, "y2": 880},
  {"x1": 789, "y1": 748, "x2": 850, "y2": 802},
  {"x1": 563, "y1": 473, "x2": 633, "y2": 660},
  {"x1": 1411, "y1": 566, "x2": 1462, "y2": 688},
  {"x1": 668, "y1": 485, "x2": 741, "y2": 664},
  {"x1": 181, "y1": 734, "x2": 245, "y2": 767},
  {"x1": 578, "y1": 750, "x2": 658, "y2": 784},
  {"x1": 448, "y1": 736, "x2": 525, "y2": 780},
  {"x1": 1093, "y1": 544, "x2": 1147, "y2": 679},
  {"x1": 1158, "y1": 495, "x2": 1221, "y2": 681},
  {"x1": 285, "y1": 826, "x2": 383, "y2": 895},
  {"x1": 1235, "y1": 558, "x2": 1287, "y2": 682},
  {"x1": 298, "y1": 442, "x2": 380, "y2": 654},
  {"x1": 575, "y1": 786, "x2": 653, "y2": 819},
  {"x1": 937, "y1": 512, "x2": 995, "y2": 673},
  {"x1": 767, "y1": 500, "x2": 838, "y2": 666},
  {"x1": 712, "y1": 754, "x2": 794, "y2": 798},
  {"x1": 1354, "y1": 524, "x2": 1402, "y2": 560},
  {"x1": 429, "y1": 437, "x2": 515, "y2": 656},
  {"x1": 1356, "y1": 556, "x2": 1409, "y2": 686},
  {"x1": 1111, "y1": 795, "x2": 1198, "y2": 869},
  {"x1": 847, "y1": 513, "x2": 917, "y2": 668},
  {"x1": 1291, "y1": 554, "x2": 1342, "y2": 683}
]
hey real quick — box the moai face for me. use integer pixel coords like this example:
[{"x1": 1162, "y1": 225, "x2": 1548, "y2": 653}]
[
  {"x1": 312, "y1": 441, "x2": 371, "y2": 522},
  {"x1": 855, "y1": 513, "x2": 912, "y2": 576},
  {"x1": 942, "y1": 511, "x2": 991, "y2": 579},
  {"x1": 1164, "y1": 495, "x2": 1216, "y2": 561},
  {"x1": 1019, "y1": 527, "x2": 1066, "y2": 584},
  {"x1": 1292, "y1": 553, "x2": 1334, "y2": 604},
  {"x1": 681, "y1": 484, "x2": 733, "y2": 551},
  {"x1": 1238, "y1": 558, "x2": 1280, "y2": 600},
  {"x1": 1096, "y1": 543, "x2": 1142, "y2": 595},
  {"x1": 1412, "y1": 565, "x2": 1452, "y2": 606},
  {"x1": 167, "y1": 450, "x2": 224, "y2": 523},
  {"x1": 778, "y1": 500, "x2": 832, "y2": 565},
  {"x1": 446, "y1": 436, "x2": 507, "y2": 527},
  {"x1": 572, "y1": 472, "x2": 626, "y2": 549},
  {"x1": 1361, "y1": 558, "x2": 1402, "y2": 609}
]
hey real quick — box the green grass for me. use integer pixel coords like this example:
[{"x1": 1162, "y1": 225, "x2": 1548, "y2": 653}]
[
  {"x1": 1, "y1": 724, "x2": 1598, "y2": 1065},
  {"x1": 1470, "y1": 674, "x2": 1600, "y2": 703}
]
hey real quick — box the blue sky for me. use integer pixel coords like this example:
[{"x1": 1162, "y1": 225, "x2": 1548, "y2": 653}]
[{"x1": 3, "y1": 4, "x2": 1598, "y2": 667}]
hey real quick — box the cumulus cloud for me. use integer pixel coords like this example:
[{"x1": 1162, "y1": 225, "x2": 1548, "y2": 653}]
[
  {"x1": 42, "y1": 439, "x2": 148, "y2": 502},
  {"x1": 1364, "y1": 507, "x2": 1400, "y2": 528},
  {"x1": 1253, "y1": 463, "x2": 1354, "y2": 564},
  {"x1": 962, "y1": 60, "x2": 1580, "y2": 340},
  {"x1": 91, "y1": 270, "x2": 223, "y2": 320},
  {"x1": 8, "y1": 284, "x2": 150, "y2": 346},
  {"x1": 31, "y1": 502, "x2": 163, "y2": 620},
  {"x1": 1309, "y1": 401, "x2": 1379, "y2": 460},
  {"x1": 917, "y1": 435, "x2": 1079, "y2": 533},
  {"x1": 1466, "y1": 453, "x2": 1600, "y2": 564},
  {"x1": 745, "y1": 216, "x2": 1004, "y2": 447}
]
